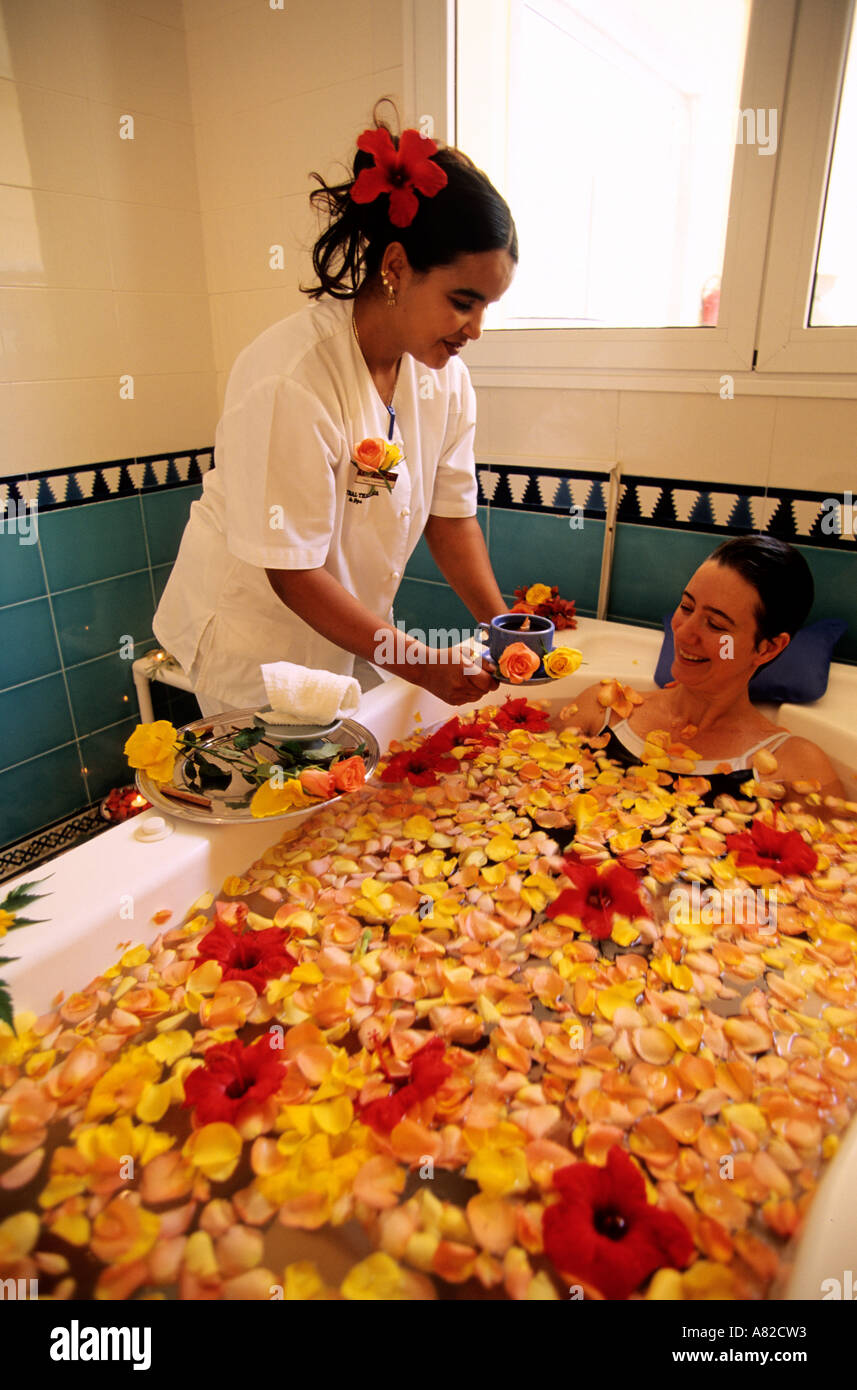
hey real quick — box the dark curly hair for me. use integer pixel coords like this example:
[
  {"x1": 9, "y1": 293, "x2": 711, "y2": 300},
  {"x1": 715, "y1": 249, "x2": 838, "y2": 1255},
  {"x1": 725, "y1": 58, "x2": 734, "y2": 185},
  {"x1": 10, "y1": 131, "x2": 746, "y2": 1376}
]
[
  {"x1": 302, "y1": 101, "x2": 518, "y2": 299},
  {"x1": 709, "y1": 536, "x2": 815, "y2": 642}
]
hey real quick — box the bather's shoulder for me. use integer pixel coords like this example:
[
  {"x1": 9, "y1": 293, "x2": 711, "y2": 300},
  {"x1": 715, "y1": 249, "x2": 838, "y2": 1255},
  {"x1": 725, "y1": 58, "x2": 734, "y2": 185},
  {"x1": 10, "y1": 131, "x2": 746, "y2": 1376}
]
[{"x1": 773, "y1": 735, "x2": 841, "y2": 794}]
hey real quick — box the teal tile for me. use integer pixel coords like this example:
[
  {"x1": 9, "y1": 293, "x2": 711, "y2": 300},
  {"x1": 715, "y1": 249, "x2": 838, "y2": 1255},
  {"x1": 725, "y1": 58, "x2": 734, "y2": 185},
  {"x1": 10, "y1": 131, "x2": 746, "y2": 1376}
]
[
  {"x1": 142, "y1": 485, "x2": 201, "y2": 566},
  {"x1": 0, "y1": 598, "x2": 60, "y2": 688},
  {"x1": 488, "y1": 508, "x2": 604, "y2": 615},
  {"x1": 795, "y1": 542, "x2": 856, "y2": 663},
  {"x1": 52, "y1": 572, "x2": 155, "y2": 666},
  {"x1": 0, "y1": 528, "x2": 46, "y2": 604},
  {"x1": 405, "y1": 507, "x2": 489, "y2": 584},
  {"x1": 79, "y1": 716, "x2": 139, "y2": 801},
  {"x1": 65, "y1": 651, "x2": 141, "y2": 737},
  {"x1": 0, "y1": 744, "x2": 88, "y2": 847},
  {"x1": 0, "y1": 674, "x2": 74, "y2": 771},
  {"x1": 391, "y1": 579, "x2": 479, "y2": 641},
  {"x1": 608, "y1": 526, "x2": 722, "y2": 628},
  {"x1": 40, "y1": 497, "x2": 147, "y2": 590}
]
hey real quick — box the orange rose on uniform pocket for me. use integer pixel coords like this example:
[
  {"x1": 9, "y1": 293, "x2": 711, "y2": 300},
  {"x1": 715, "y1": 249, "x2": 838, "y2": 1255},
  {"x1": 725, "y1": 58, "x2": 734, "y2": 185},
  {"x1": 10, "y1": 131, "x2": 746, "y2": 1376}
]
[
  {"x1": 331, "y1": 756, "x2": 367, "y2": 792},
  {"x1": 498, "y1": 643, "x2": 541, "y2": 683},
  {"x1": 353, "y1": 437, "x2": 388, "y2": 473}
]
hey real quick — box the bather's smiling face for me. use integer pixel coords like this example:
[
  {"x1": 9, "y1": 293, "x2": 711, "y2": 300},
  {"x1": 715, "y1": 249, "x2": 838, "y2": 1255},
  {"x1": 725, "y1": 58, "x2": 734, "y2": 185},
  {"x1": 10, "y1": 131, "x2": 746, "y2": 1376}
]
[{"x1": 670, "y1": 561, "x2": 789, "y2": 689}]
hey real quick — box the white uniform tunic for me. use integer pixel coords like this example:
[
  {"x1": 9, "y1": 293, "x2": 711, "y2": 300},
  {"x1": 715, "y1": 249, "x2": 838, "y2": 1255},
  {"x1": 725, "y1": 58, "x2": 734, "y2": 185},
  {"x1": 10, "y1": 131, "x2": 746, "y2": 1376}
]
[{"x1": 153, "y1": 296, "x2": 478, "y2": 709}]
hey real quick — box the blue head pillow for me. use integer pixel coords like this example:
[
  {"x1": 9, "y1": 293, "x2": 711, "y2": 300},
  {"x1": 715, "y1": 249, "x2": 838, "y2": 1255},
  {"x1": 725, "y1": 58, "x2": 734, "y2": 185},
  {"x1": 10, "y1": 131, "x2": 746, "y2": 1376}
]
[{"x1": 654, "y1": 616, "x2": 847, "y2": 703}]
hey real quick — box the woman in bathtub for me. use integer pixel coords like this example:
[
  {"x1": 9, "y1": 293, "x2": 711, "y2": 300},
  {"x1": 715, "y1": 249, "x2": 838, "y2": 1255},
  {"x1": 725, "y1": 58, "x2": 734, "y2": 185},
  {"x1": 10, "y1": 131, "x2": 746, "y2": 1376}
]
[{"x1": 572, "y1": 536, "x2": 842, "y2": 796}]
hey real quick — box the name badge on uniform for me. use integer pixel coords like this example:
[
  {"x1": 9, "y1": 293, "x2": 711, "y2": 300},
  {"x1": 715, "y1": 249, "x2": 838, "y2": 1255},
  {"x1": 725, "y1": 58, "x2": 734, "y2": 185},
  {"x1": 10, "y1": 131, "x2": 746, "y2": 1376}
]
[{"x1": 348, "y1": 437, "x2": 402, "y2": 503}]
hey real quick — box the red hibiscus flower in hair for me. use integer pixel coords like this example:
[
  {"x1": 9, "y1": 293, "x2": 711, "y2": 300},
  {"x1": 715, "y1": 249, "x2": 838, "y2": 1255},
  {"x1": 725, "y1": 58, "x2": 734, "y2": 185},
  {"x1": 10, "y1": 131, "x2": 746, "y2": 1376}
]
[
  {"x1": 726, "y1": 817, "x2": 818, "y2": 878},
  {"x1": 360, "y1": 1036, "x2": 452, "y2": 1135},
  {"x1": 543, "y1": 1146, "x2": 694, "y2": 1299},
  {"x1": 547, "y1": 858, "x2": 645, "y2": 940},
  {"x1": 182, "y1": 1037, "x2": 286, "y2": 1126},
  {"x1": 380, "y1": 720, "x2": 462, "y2": 786},
  {"x1": 351, "y1": 128, "x2": 448, "y2": 228},
  {"x1": 491, "y1": 697, "x2": 551, "y2": 733},
  {"x1": 196, "y1": 921, "x2": 296, "y2": 992}
]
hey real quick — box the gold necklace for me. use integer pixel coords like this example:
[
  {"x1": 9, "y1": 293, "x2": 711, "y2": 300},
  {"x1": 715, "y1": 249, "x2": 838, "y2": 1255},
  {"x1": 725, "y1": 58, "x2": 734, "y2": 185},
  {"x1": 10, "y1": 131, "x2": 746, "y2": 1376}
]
[{"x1": 351, "y1": 307, "x2": 398, "y2": 410}]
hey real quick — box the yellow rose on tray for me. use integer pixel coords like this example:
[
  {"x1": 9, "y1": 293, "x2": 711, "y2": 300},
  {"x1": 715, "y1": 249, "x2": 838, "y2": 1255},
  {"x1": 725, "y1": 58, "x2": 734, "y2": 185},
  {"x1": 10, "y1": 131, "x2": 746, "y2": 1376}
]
[
  {"x1": 124, "y1": 721, "x2": 180, "y2": 783},
  {"x1": 543, "y1": 646, "x2": 583, "y2": 679},
  {"x1": 498, "y1": 642, "x2": 541, "y2": 683},
  {"x1": 525, "y1": 583, "x2": 553, "y2": 607}
]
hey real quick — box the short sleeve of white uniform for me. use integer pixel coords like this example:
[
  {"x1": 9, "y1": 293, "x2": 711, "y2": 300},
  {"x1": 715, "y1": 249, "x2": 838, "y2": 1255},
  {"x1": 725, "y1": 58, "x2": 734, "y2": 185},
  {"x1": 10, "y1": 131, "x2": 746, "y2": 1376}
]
[
  {"x1": 428, "y1": 363, "x2": 479, "y2": 518},
  {"x1": 217, "y1": 375, "x2": 340, "y2": 570}
]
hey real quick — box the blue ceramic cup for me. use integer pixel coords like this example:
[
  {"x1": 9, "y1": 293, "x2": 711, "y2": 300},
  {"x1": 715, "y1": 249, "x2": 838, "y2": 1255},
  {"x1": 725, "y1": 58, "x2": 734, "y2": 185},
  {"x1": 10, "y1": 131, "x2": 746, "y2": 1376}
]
[{"x1": 480, "y1": 612, "x2": 555, "y2": 672}]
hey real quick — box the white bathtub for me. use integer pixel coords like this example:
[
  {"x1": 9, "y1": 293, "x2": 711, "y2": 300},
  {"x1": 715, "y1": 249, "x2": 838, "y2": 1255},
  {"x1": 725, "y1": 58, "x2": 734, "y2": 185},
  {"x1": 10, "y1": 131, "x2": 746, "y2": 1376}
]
[{"x1": 3, "y1": 615, "x2": 855, "y2": 1298}]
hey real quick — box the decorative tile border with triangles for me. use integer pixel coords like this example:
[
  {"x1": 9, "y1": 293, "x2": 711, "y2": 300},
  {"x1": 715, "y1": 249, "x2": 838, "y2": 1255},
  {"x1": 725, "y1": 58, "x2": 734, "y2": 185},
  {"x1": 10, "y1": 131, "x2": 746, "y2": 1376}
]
[
  {"x1": 2, "y1": 452, "x2": 853, "y2": 551},
  {"x1": 0, "y1": 447, "x2": 214, "y2": 513},
  {"x1": 476, "y1": 465, "x2": 857, "y2": 550}
]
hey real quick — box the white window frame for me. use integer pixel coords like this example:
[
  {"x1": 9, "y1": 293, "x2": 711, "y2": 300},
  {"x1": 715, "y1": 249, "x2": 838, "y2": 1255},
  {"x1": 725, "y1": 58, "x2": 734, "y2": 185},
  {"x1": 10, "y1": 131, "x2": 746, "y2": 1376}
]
[{"x1": 403, "y1": 0, "x2": 857, "y2": 397}]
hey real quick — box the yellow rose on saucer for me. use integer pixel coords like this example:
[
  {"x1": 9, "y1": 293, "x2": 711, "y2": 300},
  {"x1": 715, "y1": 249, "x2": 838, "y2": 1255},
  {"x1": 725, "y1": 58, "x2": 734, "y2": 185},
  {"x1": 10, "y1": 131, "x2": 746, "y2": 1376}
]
[{"x1": 543, "y1": 646, "x2": 583, "y2": 679}]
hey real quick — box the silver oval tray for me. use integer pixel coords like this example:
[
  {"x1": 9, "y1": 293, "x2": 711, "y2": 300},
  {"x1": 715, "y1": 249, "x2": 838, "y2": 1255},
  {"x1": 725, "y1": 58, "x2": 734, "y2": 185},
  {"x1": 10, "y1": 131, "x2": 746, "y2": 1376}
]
[{"x1": 136, "y1": 707, "x2": 379, "y2": 825}]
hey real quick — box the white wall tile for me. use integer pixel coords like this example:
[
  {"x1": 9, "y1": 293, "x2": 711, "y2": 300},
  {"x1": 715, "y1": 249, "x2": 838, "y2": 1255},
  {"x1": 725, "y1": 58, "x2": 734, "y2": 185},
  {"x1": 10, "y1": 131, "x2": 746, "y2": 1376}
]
[
  {"x1": 115, "y1": 291, "x2": 215, "y2": 374},
  {"x1": 770, "y1": 397, "x2": 857, "y2": 496},
  {"x1": 0, "y1": 0, "x2": 89, "y2": 95},
  {"x1": 77, "y1": 0, "x2": 192, "y2": 122},
  {"x1": 474, "y1": 385, "x2": 619, "y2": 463},
  {"x1": 209, "y1": 286, "x2": 290, "y2": 374},
  {"x1": 0, "y1": 81, "x2": 99, "y2": 194},
  {"x1": 0, "y1": 186, "x2": 112, "y2": 288},
  {"x1": 617, "y1": 390, "x2": 777, "y2": 487},
  {"x1": 0, "y1": 287, "x2": 119, "y2": 382},
  {"x1": 104, "y1": 200, "x2": 207, "y2": 291},
  {"x1": 89, "y1": 101, "x2": 199, "y2": 207}
]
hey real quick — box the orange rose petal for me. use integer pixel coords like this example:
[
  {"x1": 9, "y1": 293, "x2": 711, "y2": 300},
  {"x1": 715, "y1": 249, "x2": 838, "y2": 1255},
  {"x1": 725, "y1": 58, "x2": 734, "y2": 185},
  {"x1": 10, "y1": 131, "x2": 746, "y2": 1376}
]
[
  {"x1": 353, "y1": 1155, "x2": 406, "y2": 1210},
  {"x1": 466, "y1": 1194, "x2": 517, "y2": 1255}
]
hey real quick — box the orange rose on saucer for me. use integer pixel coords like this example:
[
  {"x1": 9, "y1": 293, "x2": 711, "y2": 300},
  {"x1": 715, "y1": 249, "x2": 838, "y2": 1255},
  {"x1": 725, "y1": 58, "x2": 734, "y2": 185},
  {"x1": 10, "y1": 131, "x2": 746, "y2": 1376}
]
[
  {"x1": 498, "y1": 642, "x2": 541, "y2": 683},
  {"x1": 353, "y1": 437, "x2": 388, "y2": 473},
  {"x1": 331, "y1": 756, "x2": 367, "y2": 792}
]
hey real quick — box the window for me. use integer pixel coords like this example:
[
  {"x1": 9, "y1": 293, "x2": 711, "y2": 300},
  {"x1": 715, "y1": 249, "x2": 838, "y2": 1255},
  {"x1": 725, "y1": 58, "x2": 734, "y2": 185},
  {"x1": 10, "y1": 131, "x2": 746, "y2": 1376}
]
[
  {"x1": 405, "y1": 0, "x2": 857, "y2": 384},
  {"x1": 809, "y1": 7, "x2": 856, "y2": 326},
  {"x1": 458, "y1": 0, "x2": 750, "y2": 331}
]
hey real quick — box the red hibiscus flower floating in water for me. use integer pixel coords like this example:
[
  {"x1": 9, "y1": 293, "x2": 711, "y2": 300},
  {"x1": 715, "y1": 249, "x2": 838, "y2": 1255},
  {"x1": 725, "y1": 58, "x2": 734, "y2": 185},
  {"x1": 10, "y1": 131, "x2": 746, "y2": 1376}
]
[
  {"x1": 360, "y1": 1036, "x2": 452, "y2": 1135},
  {"x1": 490, "y1": 697, "x2": 551, "y2": 733},
  {"x1": 350, "y1": 128, "x2": 448, "y2": 229},
  {"x1": 381, "y1": 716, "x2": 496, "y2": 786},
  {"x1": 196, "y1": 912, "x2": 296, "y2": 993},
  {"x1": 726, "y1": 817, "x2": 818, "y2": 878},
  {"x1": 547, "y1": 858, "x2": 646, "y2": 940},
  {"x1": 543, "y1": 1146, "x2": 694, "y2": 1299},
  {"x1": 182, "y1": 1037, "x2": 286, "y2": 1126}
]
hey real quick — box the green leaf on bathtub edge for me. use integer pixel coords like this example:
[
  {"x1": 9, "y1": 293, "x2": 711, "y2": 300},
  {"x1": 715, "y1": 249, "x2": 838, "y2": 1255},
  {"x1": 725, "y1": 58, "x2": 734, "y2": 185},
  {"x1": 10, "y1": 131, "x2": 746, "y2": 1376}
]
[{"x1": 0, "y1": 981, "x2": 15, "y2": 1034}]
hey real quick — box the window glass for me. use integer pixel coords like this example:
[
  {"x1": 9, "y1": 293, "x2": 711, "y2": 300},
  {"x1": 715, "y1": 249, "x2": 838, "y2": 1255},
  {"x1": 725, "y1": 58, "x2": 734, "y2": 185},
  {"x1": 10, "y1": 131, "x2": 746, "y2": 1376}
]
[
  {"x1": 457, "y1": 0, "x2": 752, "y2": 328},
  {"x1": 810, "y1": 10, "x2": 857, "y2": 327}
]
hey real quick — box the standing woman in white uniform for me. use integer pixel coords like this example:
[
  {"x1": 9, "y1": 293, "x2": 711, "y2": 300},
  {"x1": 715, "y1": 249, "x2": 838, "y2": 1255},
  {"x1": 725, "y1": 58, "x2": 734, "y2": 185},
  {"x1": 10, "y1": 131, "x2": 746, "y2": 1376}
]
[{"x1": 153, "y1": 113, "x2": 518, "y2": 715}]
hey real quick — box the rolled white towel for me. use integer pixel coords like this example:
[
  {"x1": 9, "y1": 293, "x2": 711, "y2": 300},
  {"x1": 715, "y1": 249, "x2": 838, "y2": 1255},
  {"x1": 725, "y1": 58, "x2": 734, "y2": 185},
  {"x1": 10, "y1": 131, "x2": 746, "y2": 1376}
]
[{"x1": 260, "y1": 660, "x2": 361, "y2": 726}]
